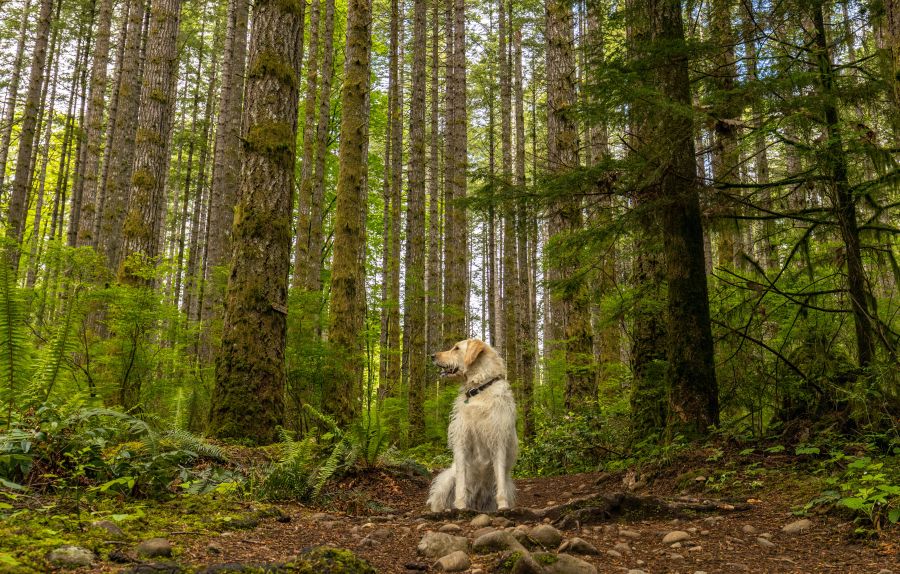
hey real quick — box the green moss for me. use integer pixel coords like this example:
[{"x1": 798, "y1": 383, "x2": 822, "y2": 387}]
[
  {"x1": 244, "y1": 121, "x2": 295, "y2": 168},
  {"x1": 135, "y1": 127, "x2": 163, "y2": 146},
  {"x1": 272, "y1": 0, "x2": 305, "y2": 18},
  {"x1": 535, "y1": 552, "x2": 559, "y2": 565},
  {"x1": 131, "y1": 168, "x2": 156, "y2": 190},
  {"x1": 148, "y1": 87, "x2": 168, "y2": 103},
  {"x1": 248, "y1": 50, "x2": 298, "y2": 90}
]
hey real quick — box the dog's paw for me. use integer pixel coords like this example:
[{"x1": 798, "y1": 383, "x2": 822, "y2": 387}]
[
  {"x1": 497, "y1": 500, "x2": 510, "y2": 511},
  {"x1": 453, "y1": 499, "x2": 467, "y2": 510}
]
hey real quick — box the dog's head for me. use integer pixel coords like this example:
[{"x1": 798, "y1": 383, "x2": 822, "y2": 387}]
[{"x1": 431, "y1": 338, "x2": 504, "y2": 383}]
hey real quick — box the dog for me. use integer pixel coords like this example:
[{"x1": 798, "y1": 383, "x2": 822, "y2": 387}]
[{"x1": 427, "y1": 338, "x2": 518, "y2": 512}]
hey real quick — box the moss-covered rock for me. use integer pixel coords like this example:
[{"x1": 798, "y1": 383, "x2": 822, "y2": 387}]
[{"x1": 197, "y1": 546, "x2": 375, "y2": 573}]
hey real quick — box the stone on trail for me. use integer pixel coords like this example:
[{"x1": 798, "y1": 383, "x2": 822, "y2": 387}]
[
  {"x1": 741, "y1": 524, "x2": 757, "y2": 534},
  {"x1": 495, "y1": 550, "x2": 543, "y2": 574},
  {"x1": 613, "y1": 541, "x2": 632, "y2": 554},
  {"x1": 439, "y1": 523, "x2": 463, "y2": 533},
  {"x1": 606, "y1": 550, "x2": 622, "y2": 558},
  {"x1": 661, "y1": 530, "x2": 691, "y2": 544},
  {"x1": 528, "y1": 524, "x2": 563, "y2": 548},
  {"x1": 471, "y1": 513, "x2": 493, "y2": 527},
  {"x1": 627, "y1": 570, "x2": 648, "y2": 574},
  {"x1": 756, "y1": 536, "x2": 777, "y2": 548},
  {"x1": 138, "y1": 538, "x2": 173, "y2": 558},
  {"x1": 123, "y1": 564, "x2": 183, "y2": 574},
  {"x1": 474, "y1": 529, "x2": 526, "y2": 554},
  {"x1": 533, "y1": 552, "x2": 598, "y2": 574},
  {"x1": 782, "y1": 518, "x2": 813, "y2": 534},
  {"x1": 46, "y1": 546, "x2": 96, "y2": 569},
  {"x1": 90, "y1": 519, "x2": 125, "y2": 538},
  {"x1": 418, "y1": 531, "x2": 469, "y2": 558},
  {"x1": 474, "y1": 526, "x2": 497, "y2": 539},
  {"x1": 558, "y1": 537, "x2": 599, "y2": 555},
  {"x1": 618, "y1": 529, "x2": 641, "y2": 539},
  {"x1": 434, "y1": 550, "x2": 471, "y2": 572}
]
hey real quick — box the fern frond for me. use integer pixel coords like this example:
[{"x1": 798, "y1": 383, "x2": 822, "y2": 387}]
[
  {"x1": 302, "y1": 403, "x2": 343, "y2": 438},
  {"x1": 0, "y1": 251, "x2": 32, "y2": 424},
  {"x1": 33, "y1": 285, "x2": 86, "y2": 398},
  {"x1": 163, "y1": 428, "x2": 227, "y2": 461}
]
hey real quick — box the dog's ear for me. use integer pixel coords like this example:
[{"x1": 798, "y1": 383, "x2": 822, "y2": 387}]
[{"x1": 463, "y1": 339, "x2": 485, "y2": 367}]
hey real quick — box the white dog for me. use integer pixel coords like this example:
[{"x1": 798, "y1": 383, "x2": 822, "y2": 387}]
[{"x1": 427, "y1": 338, "x2": 518, "y2": 512}]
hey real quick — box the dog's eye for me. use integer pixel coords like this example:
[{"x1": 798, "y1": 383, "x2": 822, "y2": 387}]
[{"x1": 453, "y1": 346, "x2": 458, "y2": 350}]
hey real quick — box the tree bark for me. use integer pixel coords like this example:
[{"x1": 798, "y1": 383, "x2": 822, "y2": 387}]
[
  {"x1": 5, "y1": 0, "x2": 54, "y2": 272},
  {"x1": 118, "y1": 0, "x2": 183, "y2": 286},
  {"x1": 0, "y1": 0, "x2": 33, "y2": 197},
  {"x1": 99, "y1": 0, "x2": 148, "y2": 274},
  {"x1": 75, "y1": 0, "x2": 115, "y2": 247},
  {"x1": 328, "y1": 0, "x2": 373, "y2": 427},
  {"x1": 426, "y1": 0, "x2": 443, "y2": 365},
  {"x1": 209, "y1": 0, "x2": 304, "y2": 444}
]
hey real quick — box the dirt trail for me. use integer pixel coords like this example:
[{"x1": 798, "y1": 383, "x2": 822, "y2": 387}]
[{"x1": 167, "y1": 471, "x2": 898, "y2": 574}]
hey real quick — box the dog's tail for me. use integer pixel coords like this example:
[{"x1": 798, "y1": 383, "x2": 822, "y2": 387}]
[{"x1": 426, "y1": 465, "x2": 455, "y2": 512}]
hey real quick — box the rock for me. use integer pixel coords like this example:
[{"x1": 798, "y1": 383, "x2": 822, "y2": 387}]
[
  {"x1": 207, "y1": 543, "x2": 224, "y2": 555},
  {"x1": 91, "y1": 519, "x2": 125, "y2": 538},
  {"x1": 694, "y1": 571, "x2": 709, "y2": 574},
  {"x1": 606, "y1": 550, "x2": 622, "y2": 558},
  {"x1": 661, "y1": 530, "x2": 690, "y2": 544},
  {"x1": 741, "y1": 524, "x2": 757, "y2": 534},
  {"x1": 46, "y1": 546, "x2": 96, "y2": 569},
  {"x1": 473, "y1": 530, "x2": 526, "y2": 554},
  {"x1": 123, "y1": 564, "x2": 183, "y2": 574},
  {"x1": 474, "y1": 526, "x2": 496, "y2": 539},
  {"x1": 627, "y1": 571, "x2": 648, "y2": 574},
  {"x1": 369, "y1": 528, "x2": 392, "y2": 541},
  {"x1": 534, "y1": 552, "x2": 598, "y2": 574},
  {"x1": 756, "y1": 537, "x2": 777, "y2": 548},
  {"x1": 471, "y1": 514, "x2": 493, "y2": 528},
  {"x1": 108, "y1": 549, "x2": 132, "y2": 564},
  {"x1": 782, "y1": 519, "x2": 813, "y2": 534},
  {"x1": 493, "y1": 516, "x2": 515, "y2": 528},
  {"x1": 670, "y1": 542, "x2": 682, "y2": 548},
  {"x1": 496, "y1": 551, "x2": 543, "y2": 574},
  {"x1": 558, "y1": 537, "x2": 599, "y2": 555},
  {"x1": 602, "y1": 524, "x2": 617, "y2": 536},
  {"x1": 358, "y1": 536, "x2": 379, "y2": 548},
  {"x1": 528, "y1": 524, "x2": 563, "y2": 548},
  {"x1": 138, "y1": 538, "x2": 173, "y2": 558},
  {"x1": 276, "y1": 514, "x2": 292, "y2": 523},
  {"x1": 618, "y1": 529, "x2": 641, "y2": 539},
  {"x1": 669, "y1": 553, "x2": 684, "y2": 560},
  {"x1": 434, "y1": 550, "x2": 471, "y2": 572},
  {"x1": 404, "y1": 562, "x2": 429, "y2": 571},
  {"x1": 417, "y1": 531, "x2": 469, "y2": 559},
  {"x1": 439, "y1": 523, "x2": 462, "y2": 533},
  {"x1": 613, "y1": 542, "x2": 631, "y2": 554},
  {"x1": 310, "y1": 512, "x2": 330, "y2": 521}
]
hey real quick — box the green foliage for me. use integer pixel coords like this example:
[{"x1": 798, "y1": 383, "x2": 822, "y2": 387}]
[
  {"x1": 517, "y1": 410, "x2": 629, "y2": 477},
  {"x1": 0, "y1": 402, "x2": 234, "y2": 499},
  {"x1": 0, "y1": 247, "x2": 33, "y2": 427}
]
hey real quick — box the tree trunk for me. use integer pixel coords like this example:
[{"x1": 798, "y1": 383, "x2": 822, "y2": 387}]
[
  {"x1": 406, "y1": 0, "x2": 428, "y2": 442},
  {"x1": 118, "y1": 0, "x2": 183, "y2": 286},
  {"x1": 443, "y1": 0, "x2": 468, "y2": 347},
  {"x1": 75, "y1": 0, "x2": 115, "y2": 247},
  {"x1": 546, "y1": 0, "x2": 595, "y2": 409},
  {"x1": 209, "y1": 0, "x2": 304, "y2": 444},
  {"x1": 0, "y1": 0, "x2": 33, "y2": 196},
  {"x1": 426, "y1": 0, "x2": 443, "y2": 364},
  {"x1": 99, "y1": 0, "x2": 148, "y2": 274},
  {"x1": 5, "y1": 0, "x2": 54, "y2": 272},
  {"x1": 328, "y1": 0, "x2": 373, "y2": 427}
]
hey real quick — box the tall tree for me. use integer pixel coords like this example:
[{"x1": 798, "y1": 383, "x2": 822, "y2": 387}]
[
  {"x1": 406, "y1": 0, "x2": 428, "y2": 441},
  {"x1": 5, "y1": 0, "x2": 54, "y2": 271},
  {"x1": 75, "y1": 0, "x2": 115, "y2": 247},
  {"x1": 0, "y1": 0, "x2": 32, "y2": 196},
  {"x1": 546, "y1": 0, "x2": 595, "y2": 408},
  {"x1": 426, "y1": 0, "x2": 443, "y2": 363},
  {"x1": 443, "y1": 0, "x2": 468, "y2": 347},
  {"x1": 118, "y1": 0, "x2": 183, "y2": 285},
  {"x1": 209, "y1": 0, "x2": 304, "y2": 443},
  {"x1": 202, "y1": 0, "x2": 250, "y2": 337},
  {"x1": 328, "y1": 0, "x2": 373, "y2": 427},
  {"x1": 100, "y1": 0, "x2": 148, "y2": 273}
]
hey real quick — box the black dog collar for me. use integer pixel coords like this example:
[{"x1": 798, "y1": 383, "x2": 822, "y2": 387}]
[{"x1": 464, "y1": 375, "x2": 503, "y2": 403}]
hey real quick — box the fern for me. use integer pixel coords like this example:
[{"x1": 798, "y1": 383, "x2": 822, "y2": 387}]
[
  {"x1": 34, "y1": 285, "x2": 86, "y2": 398},
  {"x1": 0, "y1": 254, "x2": 31, "y2": 427},
  {"x1": 162, "y1": 428, "x2": 227, "y2": 461}
]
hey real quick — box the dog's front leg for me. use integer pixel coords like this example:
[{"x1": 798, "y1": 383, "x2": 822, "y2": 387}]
[
  {"x1": 493, "y1": 447, "x2": 510, "y2": 510},
  {"x1": 452, "y1": 445, "x2": 468, "y2": 510}
]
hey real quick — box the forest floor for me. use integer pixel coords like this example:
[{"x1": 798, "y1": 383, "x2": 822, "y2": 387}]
[{"x1": 3, "y1": 447, "x2": 898, "y2": 573}]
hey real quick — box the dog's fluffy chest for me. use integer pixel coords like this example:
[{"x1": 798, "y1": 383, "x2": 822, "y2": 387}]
[{"x1": 448, "y1": 381, "x2": 516, "y2": 444}]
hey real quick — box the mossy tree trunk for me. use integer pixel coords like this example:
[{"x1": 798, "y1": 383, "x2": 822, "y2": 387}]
[
  {"x1": 75, "y1": 0, "x2": 115, "y2": 248},
  {"x1": 443, "y1": 0, "x2": 468, "y2": 347},
  {"x1": 202, "y1": 0, "x2": 250, "y2": 345},
  {"x1": 425, "y1": 0, "x2": 443, "y2": 373},
  {"x1": 99, "y1": 0, "x2": 147, "y2": 274},
  {"x1": 0, "y1": 0, "x2": 32, "y2": 196},
  {"x1": 328, "y1": 0, "x2": 373, "y2": 428},
  {"x1": 406, "y1": 0, "x2": 428, "y2": 442},
  {"x1": 546, "y1": 0, "x2": 595, "y2": 409},
  {"x1": 5, "y1": 0, "x2": 54, "y2": 273},
  {"x1": 118, "y1": 0, "x2": 183, "y2": 285},
  {"x1": 649, "y1": 0, "x2": 719, "y2": 436},
  {"x1": 209, "y1": 0, "x2": 304, "y2": 444}
]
